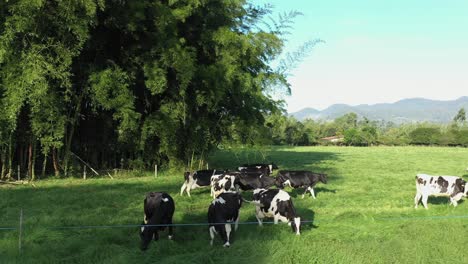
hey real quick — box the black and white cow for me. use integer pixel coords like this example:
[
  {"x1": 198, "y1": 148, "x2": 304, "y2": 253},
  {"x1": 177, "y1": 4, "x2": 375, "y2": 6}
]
[
  {"x1": 251, "y1": 189, "x2": 301, "y2": 235},
  {"x1": 276, "y1": 170, "x2": 328, "y2": 199},
  {"x1": 238, "y1": 163, "x2": 278, "y2": 176},
  {"x1": 140, "y1": 192, "x2": 175, "y2": 251},
  {"x1": 180, "y1": 169, "x2": 224, "y2": 197},
  {"x1": 211, "y1": 173, "x2": 238, "y2": 198},
  {"x1": 236, "y1": 172, "x2": 276, "y2": 191},
  {"x1": 208, "y1": 192, "x2": 243, "y2": 247},
  {"x1": 414, "y1": 173, "x2": 467, "y2": 209}
]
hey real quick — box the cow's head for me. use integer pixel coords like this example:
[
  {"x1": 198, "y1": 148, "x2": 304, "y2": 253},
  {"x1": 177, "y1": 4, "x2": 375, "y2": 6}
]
[
  {"x1": 274, "y1": 176, "x2": 285, "y2": 189},
  {"x1": 271, "y1": 163, "x2": 279, "y2": 170},
  {"x1": 318, "y1": 173, "x2": 328, "y2": 184},
  {"x1": 139, "y1": 222, "x2": 155, "y2": 251},
  {"x1": 461, "y1": 179, "x2": 467, "y2": 196},
  {"x1": 454, "y1": 178, "x2": 467, "y2": 197},
  {"x1": 252, "y1": 188, "x2": 266, "y2": 201}
]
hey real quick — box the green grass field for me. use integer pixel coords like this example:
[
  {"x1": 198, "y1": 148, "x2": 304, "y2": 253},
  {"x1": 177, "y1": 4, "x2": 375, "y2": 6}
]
[{"x1": 1, "y1": 146, "x2": 468, "y2": 263}]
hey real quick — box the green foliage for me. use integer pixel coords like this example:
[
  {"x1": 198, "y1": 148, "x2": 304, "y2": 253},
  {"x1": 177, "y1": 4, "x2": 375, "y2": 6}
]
[
  {"x1": 409, "y1": 127, "x2": 442, "y2": 145},
  {"x1": 453, "y1": 107, "x2": 466, "y2": 124},
  {"x1": 0, "y1": 0, "x2": 301, "y2": 175}
]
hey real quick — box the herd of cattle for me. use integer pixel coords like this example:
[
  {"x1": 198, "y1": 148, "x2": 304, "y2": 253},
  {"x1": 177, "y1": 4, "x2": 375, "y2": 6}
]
[
  {"x1": 139, "y1": 163, "x2": 468, "y2": 250},
  {"x1": 140, "y1": 163, "x2": 326, "y2": 250}
]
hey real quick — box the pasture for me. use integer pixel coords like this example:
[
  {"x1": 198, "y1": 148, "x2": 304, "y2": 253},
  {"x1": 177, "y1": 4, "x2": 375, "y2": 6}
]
[{"x1": 1, "y1": 146, "x2": 468, "y2": 263}]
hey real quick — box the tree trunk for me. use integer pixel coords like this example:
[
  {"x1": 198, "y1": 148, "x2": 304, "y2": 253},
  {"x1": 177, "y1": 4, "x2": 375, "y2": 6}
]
[
  {"x1": 0, "y1": 149, "x2": 5, "y2": 180},
  {"x1": 63, "y1": 89, "x2": 86, "y2": 177},
  {"x1": 31, "y1": 141, "x2": 37, "y2": 181},
  {"x1": 41, "y1": 152, "x2": 48, "y2": 179},
  {"x1": 27, "y1": 142, "x2": 33, "y2": 179},
  {"x1": 52, "y1": 148, "x2": 60, "y2": 177},
  {"x1": 19, "y1": 145, "x2": 23, "y2": 176},
  {"x1": 7, "y1": 133, "x2": 14, "y2": 179}
]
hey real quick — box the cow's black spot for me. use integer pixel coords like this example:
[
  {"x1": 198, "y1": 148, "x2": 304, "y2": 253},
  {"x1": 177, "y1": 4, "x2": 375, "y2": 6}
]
[
  {"x1": 437, "y1": 177, "x2": 449, "y2": 193},
  {"x1": 417, "y1": 177, "x2": 424, "y2": 185},
  {"x1": 429, "y1": 177, "x2": 433, "y2": 184}
]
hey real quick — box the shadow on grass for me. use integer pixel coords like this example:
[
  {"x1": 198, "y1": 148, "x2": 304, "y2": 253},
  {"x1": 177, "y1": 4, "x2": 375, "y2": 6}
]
[
  {"x1": 288, "y1": 186, "x2": 337, "y2": 199},
  {"x1": 1, "y1": 180, "x2": 312, "y2": 263},
  {"x1": 0, "y1": 148, "x2": 341, "y2": 263},
  {"x1": 209, "y1": 149, "x2": 341, "y2": 172}
]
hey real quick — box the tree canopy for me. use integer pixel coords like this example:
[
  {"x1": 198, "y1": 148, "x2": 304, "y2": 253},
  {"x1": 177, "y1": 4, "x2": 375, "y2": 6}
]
[{"x1": 0, "y1": 0, "x2": 297, "y2": 178}]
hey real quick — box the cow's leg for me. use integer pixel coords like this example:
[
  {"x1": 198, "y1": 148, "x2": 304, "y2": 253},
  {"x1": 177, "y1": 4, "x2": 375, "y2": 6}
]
[
  {"x1": 217, "y1": 225, "x2": 228, "y2": 247},
  {"x1": 180, "y1": 182, "x2": 187, "y2": 196},
  {"x1": 421, "y1": 194, "x2": 429, "y2": 209},
  {"x1": 186, "y1": 181, "x2": 192, "y2": 197},
  {"x1": 209, "y1": 226, "x2": 216, "y2": 246},
  {"x1": 234, "y1": 214, "x2": 240, "y2": 231},
  {"x1": 309, "y1": 187, "x2": 316, "y2": 199},
  {"x1": 450, "y1": 193, "x2": 464, "y2": 207},
  {"x1": 273, "y1": 215, "x2": 279, "y2": 224},
  {"x1": 255, "y1": 207, "x2": 264, "y2": 226},
  {"x1": 223, "y1": 224, "x2": 231, "y2": 247},
  {"x1": 302, "y1": 187, "x2": 309, "y2": 199},
  {"x1": 153, "y1": 231, "x2": 159, "y2": 241},
  {"x1": 167, "y1": 218, "x2": 174, "y2": 240},
  {"x1": 414, "y1": 192, "x2": 422, "y2": 208}
]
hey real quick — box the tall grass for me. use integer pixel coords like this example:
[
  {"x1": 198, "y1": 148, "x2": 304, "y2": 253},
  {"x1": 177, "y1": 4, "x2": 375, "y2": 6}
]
[{"x1": 1, "y1": 146, "x2": 467, "y2": 263}]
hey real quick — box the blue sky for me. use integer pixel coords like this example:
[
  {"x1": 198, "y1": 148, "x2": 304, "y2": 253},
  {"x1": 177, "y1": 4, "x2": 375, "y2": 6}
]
[{"x1": 253, "y1": 0, "x2": 468, "y2": 112}]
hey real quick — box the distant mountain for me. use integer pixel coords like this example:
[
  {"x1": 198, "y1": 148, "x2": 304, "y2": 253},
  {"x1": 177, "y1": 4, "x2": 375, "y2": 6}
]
[{"x1": 290, "y1": 96, "x2": 468, "y2": 123}]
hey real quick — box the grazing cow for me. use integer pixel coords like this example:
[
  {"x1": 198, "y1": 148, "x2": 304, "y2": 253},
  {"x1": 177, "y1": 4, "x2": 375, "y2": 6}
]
[
  {"x1": 251, "y1": 189, "x2": 301, "y2": 235},
  {"x1": 238, "y1": 163, "x2": 278, "y2": 176},
  {"x1": 208, "y1": 192, "x2": 243, "y2": 247},
  {"x1": 276, "y1": 170, "x2": 328, "y2": 199},
  {"x1": 236, "y1": 172, "x2": 276, "y2": 191},
  {"x1": 180, "y1": 169, "x2": 224, "y2": 197},
  {"x1": 211, "y1": 173, "x2": 238, "y2": 198},
  {"x1": 414, "y1": 174, "x2": 467, "y2": 209},
  {"x1": 140, "y1": 192, "x2": 175, "y2": 250}
]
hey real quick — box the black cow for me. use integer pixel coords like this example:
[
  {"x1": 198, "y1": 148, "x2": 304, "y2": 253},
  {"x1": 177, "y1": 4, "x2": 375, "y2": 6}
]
[
  {"x1": 276, "y1": 170, "x2": 328, "y2": 199},
  {"x1": 236, "y1": 172, "x2": 276, "y2": 191},
  {"x1": 208, "y1": 192, "x2": 242, "y2": 247},
  {"x1": 252, "y1": 188, "x2": 301, "y2": 235},
  {"x1": 140, "y1": 192, "x2": 175, "y2": 250},
  {"x1": 180, "y1": 169, "x2": 224, "y2": 197}
]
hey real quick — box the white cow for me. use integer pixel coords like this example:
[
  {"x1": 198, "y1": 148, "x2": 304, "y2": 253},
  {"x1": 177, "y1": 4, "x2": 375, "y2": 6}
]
[{"x1": 414, "y1": 173, "x2": 467, "y2": 209}]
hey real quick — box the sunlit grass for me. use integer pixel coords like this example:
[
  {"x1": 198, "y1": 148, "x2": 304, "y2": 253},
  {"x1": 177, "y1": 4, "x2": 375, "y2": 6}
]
[{"x1": 1, "y1": 146, "x2": 467, "y2": 263}]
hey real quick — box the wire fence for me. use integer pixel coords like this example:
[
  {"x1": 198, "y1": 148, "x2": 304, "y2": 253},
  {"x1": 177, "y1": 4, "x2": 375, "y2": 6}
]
[
  {"x1": 1, "y1": 208, "x2": 468, "y2": 257},
  {"x1": 1, "y1": 213, "x2": 468, "y2": 232}
]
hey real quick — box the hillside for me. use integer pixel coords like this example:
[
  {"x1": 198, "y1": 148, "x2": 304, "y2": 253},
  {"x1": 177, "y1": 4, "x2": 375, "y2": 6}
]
[{"x1": 290, "y1": 96, "x2": 468, "y2": 123}]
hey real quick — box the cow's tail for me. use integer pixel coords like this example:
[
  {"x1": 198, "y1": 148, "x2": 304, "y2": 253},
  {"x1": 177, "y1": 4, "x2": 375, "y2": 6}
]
[
  {"x1": 287, "y1": 199, "x2": 298, "y2": 219},
  {"x1": 241, "y1": 197, "x2": 263, "y2": 207}
]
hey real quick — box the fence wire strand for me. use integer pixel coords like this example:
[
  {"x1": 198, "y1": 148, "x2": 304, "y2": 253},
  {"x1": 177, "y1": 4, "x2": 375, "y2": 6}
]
[{"x1": 1, "y1": 214, "x2": 468, "y2": 232}]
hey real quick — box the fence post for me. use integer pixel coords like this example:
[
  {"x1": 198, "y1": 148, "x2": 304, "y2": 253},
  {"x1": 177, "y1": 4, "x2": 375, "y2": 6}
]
[
  {"x1": 17, "y1": 165, "x2": 20, "y2": 181},
  {"x1": 83, "y1": 166, "x2": 87, "y2": 180},
  {"x1": 154, "y1": 165, "x2": 158, "y2": 178},
  {"x1": 18, "y1": 208, "x2": 23, "y2": 255}
]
